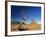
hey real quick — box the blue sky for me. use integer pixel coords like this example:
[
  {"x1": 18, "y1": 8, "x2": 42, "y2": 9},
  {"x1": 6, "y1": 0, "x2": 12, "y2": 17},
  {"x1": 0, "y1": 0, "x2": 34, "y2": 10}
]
[{"x1": 11, "y1": 5, "x2": 41, "y2": 24}]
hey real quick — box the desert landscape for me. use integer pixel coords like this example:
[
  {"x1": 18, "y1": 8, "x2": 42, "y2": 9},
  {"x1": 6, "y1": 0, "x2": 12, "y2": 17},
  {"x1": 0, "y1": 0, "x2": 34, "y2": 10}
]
[{"x1": 11, "y1": 19, "x2": 41, "y2": 31}]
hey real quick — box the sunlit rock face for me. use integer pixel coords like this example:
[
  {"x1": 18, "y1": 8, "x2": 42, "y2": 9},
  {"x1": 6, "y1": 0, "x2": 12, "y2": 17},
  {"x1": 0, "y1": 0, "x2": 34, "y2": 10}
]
[
  {"x1": 27, "y1": 21, "x2": 41, "y2": 30},
  {"x1": 27, "y1": 18, "x2": 41, "y2": 30}
]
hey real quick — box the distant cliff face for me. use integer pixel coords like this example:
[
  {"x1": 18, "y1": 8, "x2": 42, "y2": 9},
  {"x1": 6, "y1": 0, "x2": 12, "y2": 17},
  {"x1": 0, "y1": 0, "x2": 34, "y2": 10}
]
[{"x1": 27, "y1": 21, "x2": 41, "y2": 30}]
